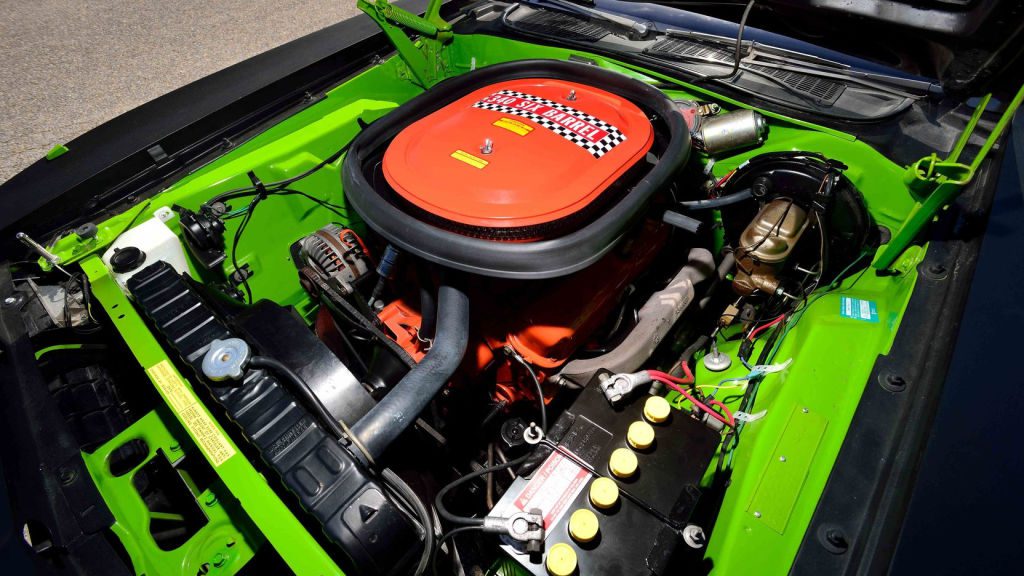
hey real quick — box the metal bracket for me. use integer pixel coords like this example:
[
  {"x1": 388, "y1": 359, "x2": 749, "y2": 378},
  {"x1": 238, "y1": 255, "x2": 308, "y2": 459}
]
[
  {"x1": 873, "y1": 84, "x2": 1024, "y2": 271},
  {"x1": 357, "y1": 0, "x2": 452, "y2": 88},
  {"x1": 483, "y1": 508, "x2": 545, "y2": 552},
  {"x1": 600, "y1": 371, "x2": 653, "y2": 405}
]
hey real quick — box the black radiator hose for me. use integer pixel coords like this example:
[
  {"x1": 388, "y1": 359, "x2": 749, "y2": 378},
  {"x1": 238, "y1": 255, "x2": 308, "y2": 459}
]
[{"x1": 352, "y1": 276, "x2": 469, "y2": 461}]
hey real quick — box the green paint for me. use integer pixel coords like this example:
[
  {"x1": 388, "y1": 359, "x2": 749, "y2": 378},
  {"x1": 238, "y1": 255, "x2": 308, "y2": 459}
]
[
  {"x1": 81, "y1": 411, "x2": 260, "y2": 576},
  {"x1": 81, "y1": 256, "x2": 343, "y2": 575},
  {"x1": 34, "y1": 343, "x2": 84, "y2": 360},
  {"x1": 45, "y1": 144, "x2": 69, "y2": 160},
  {"x1": 874, "y1": 83, "x2": 1024, "y2": 269},
  {"x1": 44, "y1": 30, "x2": 967, "y2": 575},
  {"x1": 746, "y1": 406, "x2": 827, "y2": 534},
  {"x1": 948, "y1": 94, "x2": 991, "y2": 163},
  {"x1": 358, "y1": 0, "x2": 451, "y2": 87}
]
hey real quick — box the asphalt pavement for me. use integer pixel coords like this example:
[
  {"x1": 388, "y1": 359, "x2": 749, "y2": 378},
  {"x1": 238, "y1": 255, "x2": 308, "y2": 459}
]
[{"x1": 0, "y1": 0, "x2": 362, "y2": 184}]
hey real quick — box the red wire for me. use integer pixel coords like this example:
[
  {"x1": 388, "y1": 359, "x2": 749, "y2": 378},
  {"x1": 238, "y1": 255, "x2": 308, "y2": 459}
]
[
  {"x1": 648, "y1": 364, "x2": 694, "y2": 385},
  {"x1": 649, "y1": 373, "x2": 734, "y2": 427},
  {"x1": 707, "y1": 398, "x2": 735, "y2": 426},
  {"x1": 747, "y1": 313, "x2": 786, "y2": 341},
  {"x1": 713, "y1": 169, "x2": 736, "y2": 191}
]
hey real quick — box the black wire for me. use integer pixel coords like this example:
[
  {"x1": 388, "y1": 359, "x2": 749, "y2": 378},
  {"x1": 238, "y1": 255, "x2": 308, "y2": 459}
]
[
  {"x1": 509, "y1": 353, "x2": 547, "y2": 433},
  {"x1": 704, "y1": 0, "x2": 757, "y2": 80},
  {"x1": 208, "y1": 143, "x2": 351, "y2": 205},
  {"x1": 380, "y1": 468, "x2": 434, "y2": 576},
  {"x1": 435, "y1": 454, "x2": 530, "y2": 528},
  {"x1": 432, "y1": 526, "x2": 482, "y2": 576},
  {"x1": 734, "y1": 198, "x2": 795, "y2": 264},
  {"x1": 322, "y1": 303, "x2": 371, "y2": 375},
  {"x1": 230, "y1": 194, "x2": 260, "y2": 304},
  {"x1": 248, "y1": 355, "x2": 375, "y2": 466},
  {"x1": 278, "y1": 188, "x2": 348, "y2": 219}
]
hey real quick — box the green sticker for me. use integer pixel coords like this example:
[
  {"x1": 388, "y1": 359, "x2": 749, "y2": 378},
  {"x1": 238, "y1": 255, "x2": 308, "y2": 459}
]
[{"x1": 840, "y1": 297, "x2": 878, "y2": 322}]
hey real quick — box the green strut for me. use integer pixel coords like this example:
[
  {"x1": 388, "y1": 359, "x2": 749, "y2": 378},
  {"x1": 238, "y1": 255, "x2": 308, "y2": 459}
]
[
  {"x1": 358, "y1": 0, "x2": 452, "y2": 87},
  {"x1": 873, "y1": 84, "x2": 1024, "y2": 270}
]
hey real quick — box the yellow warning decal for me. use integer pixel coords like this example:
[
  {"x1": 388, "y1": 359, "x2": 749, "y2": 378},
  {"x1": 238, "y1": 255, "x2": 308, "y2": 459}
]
[
  {"x1": 451, "y1": 149, "x2": 489, "y2": 169},
  {"x1": 493, "y1": 117, "x2": 534, "y2": 136},
  {"x1": 147, "y1": 360, "x2": 236, "y2": 466}
]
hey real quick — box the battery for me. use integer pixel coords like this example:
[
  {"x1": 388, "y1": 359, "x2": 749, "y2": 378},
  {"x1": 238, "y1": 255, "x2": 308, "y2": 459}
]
[{"x1": 491, "y1": 372, "x2": 721, "y2": 575}]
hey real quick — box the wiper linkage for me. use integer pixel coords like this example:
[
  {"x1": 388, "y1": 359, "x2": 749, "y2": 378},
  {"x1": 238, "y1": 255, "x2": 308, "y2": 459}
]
[{"x1": 517, "y1": 0, "x2": 653, "y2": 40}]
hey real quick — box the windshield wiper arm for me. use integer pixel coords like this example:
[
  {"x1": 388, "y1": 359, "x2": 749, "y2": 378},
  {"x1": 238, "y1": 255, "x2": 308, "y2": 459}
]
[{"x1": 517, "y1": 0, "x2": 653, "y2": 40}]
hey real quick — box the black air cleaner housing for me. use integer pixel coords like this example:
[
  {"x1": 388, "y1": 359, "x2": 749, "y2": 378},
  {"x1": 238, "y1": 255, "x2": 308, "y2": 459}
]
[{"x1": 342, "y1": 60, "x2": 690, "y2": 279}]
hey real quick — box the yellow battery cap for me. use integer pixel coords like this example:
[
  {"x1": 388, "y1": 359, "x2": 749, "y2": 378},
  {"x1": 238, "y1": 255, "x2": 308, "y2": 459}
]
[
  {"x1": 546, "y1": 542, "x2": 578, "y2": 576},
  {"x1": 589, "y1": 477, "x2": 620, "y2": 509},
  {"x1": 568, "y1": 508, "x2": 600, "y2": 543},
  {"x1": 609, "y1": 447, "x2": 638, "y2": 479},
  {"x1": 644, "y1": 396, "x2": 672, "y2": 423},
  {"x1": 627, "y1": 420, "x2": 656, "y2": 450}
]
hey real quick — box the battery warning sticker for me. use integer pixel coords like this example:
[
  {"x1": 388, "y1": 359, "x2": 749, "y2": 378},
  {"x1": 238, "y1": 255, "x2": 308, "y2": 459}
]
[
  {"x1": 513, "y1": 450, "x2": 591, "y2": 528},
  {"x1": 147, "y1": 360, "x2": 236, "y2": 466},
  {"x1": 840, "y1": 296, "x2": 879, "y2": 323},
  {"x1": 473, "y1": 90, "x2": 626, "y2": 159}
]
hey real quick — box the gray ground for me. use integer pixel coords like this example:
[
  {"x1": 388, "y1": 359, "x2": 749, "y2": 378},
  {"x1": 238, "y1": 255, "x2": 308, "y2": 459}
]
[{"x1": 0, "y1": 0, "x2": 362, "y2": 185}]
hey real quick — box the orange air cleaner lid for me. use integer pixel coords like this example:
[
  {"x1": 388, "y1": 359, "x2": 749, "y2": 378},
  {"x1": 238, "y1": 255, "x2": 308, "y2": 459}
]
[{"x1": 381, "y1": 78, "x2": 654, "y2": 236}]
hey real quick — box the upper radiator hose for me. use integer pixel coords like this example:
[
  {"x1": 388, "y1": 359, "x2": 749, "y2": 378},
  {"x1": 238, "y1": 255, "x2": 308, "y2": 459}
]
[
  {"x1": 555, "y1": 248, "x2": 715, "y2": 387},
  {"x1": 353, "y1": 275, "x2": 469, "y2": 461}
]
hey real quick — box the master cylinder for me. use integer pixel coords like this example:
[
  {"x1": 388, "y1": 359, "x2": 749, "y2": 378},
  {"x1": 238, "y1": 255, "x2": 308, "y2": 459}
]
[{"x1": 733, "y1": 198, "x2": 809, "y2": 296}]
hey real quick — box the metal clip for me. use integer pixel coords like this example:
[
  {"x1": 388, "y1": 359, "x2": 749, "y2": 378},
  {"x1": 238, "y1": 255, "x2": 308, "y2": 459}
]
[
  {"x1": 600, "y1": 371, "x2": 652, "y2": 405},
  {"x1": 483, "y1": 508, "x2": 545, "y2": 552}
]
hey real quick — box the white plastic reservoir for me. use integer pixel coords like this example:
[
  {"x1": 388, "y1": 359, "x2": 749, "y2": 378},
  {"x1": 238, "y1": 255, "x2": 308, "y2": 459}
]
[{"x1": 101, "y1": 206, "x2": 191, "y2": 293}]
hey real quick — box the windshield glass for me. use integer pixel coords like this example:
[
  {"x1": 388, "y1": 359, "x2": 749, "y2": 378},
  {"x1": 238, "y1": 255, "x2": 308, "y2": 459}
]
[{"x1": 495, "y1": 0, "x2": 937, "y2": 120}]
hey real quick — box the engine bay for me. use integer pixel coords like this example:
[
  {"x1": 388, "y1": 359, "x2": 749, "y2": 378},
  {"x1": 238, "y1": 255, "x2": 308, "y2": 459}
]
[{"x1": 4, "y1": 30, "x2": 963, "y2": 576}]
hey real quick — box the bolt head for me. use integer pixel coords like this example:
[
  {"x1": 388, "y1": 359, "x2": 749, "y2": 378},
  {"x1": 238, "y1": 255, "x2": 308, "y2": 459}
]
[
  {"x1": 3, "y1": 296, "x2": 16, "y2": 305},
  {"x1": 753, "y1": 511, "x2": 762, "y2": 518}
]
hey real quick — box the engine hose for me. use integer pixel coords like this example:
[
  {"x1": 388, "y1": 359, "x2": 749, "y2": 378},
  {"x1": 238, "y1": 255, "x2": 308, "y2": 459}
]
[
  {"x1": 353, "y1": 275, "x2": 469, "y2": 461},
  {"x1": 699, "y1": 252, "x2": 736, "y2": 310},
  {"x1": 678, "y1": 187, "x2": 753, "y2": 211},
  {"x1": 418, "y1": 267, "x2": 437, "y2": 342},
  {"x1": 555, "y1": 248, "x2": 715, "y2": 387}
]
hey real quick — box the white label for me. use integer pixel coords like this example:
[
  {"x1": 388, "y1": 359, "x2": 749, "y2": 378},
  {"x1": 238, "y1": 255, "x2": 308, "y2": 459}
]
[{"x1": 513, "y1": 450, "x2": 591, "y2": 529}]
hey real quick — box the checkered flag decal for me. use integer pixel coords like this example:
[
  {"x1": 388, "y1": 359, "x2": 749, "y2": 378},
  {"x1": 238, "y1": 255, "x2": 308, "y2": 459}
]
[{"x1": 473, "y1": 90, "x2": 626, "y2": 159}]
